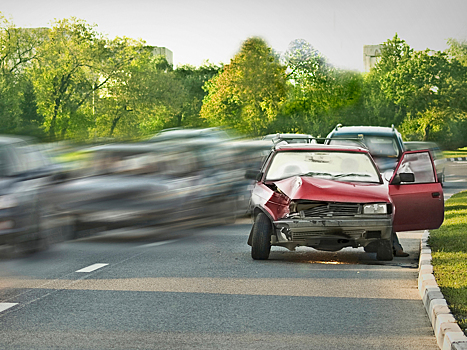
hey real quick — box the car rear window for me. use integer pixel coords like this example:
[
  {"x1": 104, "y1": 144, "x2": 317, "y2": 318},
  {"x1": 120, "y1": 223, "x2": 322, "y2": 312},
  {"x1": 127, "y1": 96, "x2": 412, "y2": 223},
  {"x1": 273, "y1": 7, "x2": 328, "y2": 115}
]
[{"x1": 330, "y1": 136, "x2": 399, "y2": 158}]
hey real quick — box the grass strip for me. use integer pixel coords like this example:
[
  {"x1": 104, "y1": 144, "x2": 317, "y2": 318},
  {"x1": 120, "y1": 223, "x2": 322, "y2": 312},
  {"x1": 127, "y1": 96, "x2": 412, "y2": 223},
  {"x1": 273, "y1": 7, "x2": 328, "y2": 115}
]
[
  {"x1": 428, "y1": 190, "x2": 467, "y2": 334},
  {"x1": 443, "y1": 147, "x2": 467, "y2": 159}
]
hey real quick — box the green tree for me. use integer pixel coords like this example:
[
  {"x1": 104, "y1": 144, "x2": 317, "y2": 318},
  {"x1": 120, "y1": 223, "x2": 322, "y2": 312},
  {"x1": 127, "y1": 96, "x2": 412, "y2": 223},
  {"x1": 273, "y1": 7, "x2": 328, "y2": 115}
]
[
  {"x1": 172, "y1": 61, "x2": 221, "y2": 128},
  {"x1": 30, "y1": 18, "x2": 111, "y2": 140},
  {"x1": 363, "y1": 34, "x2": 414, "y2": 127},
  {"x1": 0, "y1": 14, "x2": 46, "y2": 136},
  {"x1": 446, "y1": 38, "x2": 467, "y2": 66},
  {"x1": 364, "y1": 34, "x2": 467, "y2": 148},
  {"x1": 200, "y1": 37, "x2": 288, "y2": 135},
  {"x1": 274, "y1": 39, "x2": 364, "y2": 136},
  {"x1": 94, "y1": 42, "x2": 187, "y2": 139}
]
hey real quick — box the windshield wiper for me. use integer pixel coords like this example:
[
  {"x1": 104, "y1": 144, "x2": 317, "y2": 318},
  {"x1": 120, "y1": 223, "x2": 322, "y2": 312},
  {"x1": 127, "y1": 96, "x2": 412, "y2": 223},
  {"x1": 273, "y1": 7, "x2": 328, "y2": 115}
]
[
  {"x1": 299, "y1": 171, "x2": 334, "y2": 177},
  {"x1": 333, "y1": 173, "x2": 371, "y2": 179}
]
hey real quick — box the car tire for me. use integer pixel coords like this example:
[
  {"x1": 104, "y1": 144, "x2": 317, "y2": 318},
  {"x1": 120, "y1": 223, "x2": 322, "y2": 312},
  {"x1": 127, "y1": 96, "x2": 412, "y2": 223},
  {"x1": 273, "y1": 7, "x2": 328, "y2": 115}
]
[
  {"x1": 16, "y1": 207, "x2": 48, "y2": 255},
  {"x1": 376, "y1": 239, "x2": 394, "y2": 261},
  {"x1": 251, "y1": 213, "x2": 272, "y2": 260}
]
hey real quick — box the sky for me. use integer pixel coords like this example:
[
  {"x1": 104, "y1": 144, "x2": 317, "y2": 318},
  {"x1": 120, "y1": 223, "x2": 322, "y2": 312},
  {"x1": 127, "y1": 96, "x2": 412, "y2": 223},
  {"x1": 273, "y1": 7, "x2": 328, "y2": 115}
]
[{"x1": 2, "y1": 0, "x2": 467, "y2": 71}]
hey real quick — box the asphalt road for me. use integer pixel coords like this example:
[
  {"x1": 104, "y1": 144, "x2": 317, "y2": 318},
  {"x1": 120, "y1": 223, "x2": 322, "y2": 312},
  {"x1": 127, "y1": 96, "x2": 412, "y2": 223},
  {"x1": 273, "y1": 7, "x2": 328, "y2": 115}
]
[{"x1": 0, "y1": 161, "x2": 466, "y2": 350}]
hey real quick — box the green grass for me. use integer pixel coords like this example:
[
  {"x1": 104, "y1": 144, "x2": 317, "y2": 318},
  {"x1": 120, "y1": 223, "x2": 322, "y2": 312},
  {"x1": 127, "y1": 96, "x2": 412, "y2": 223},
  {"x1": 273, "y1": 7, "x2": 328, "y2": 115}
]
[
  {"x1": 443, "y1": 147, "x2": 467, "y2": 159},
  {"x1": 428, "y1": 191, "x2": 467, "y2": 334}
]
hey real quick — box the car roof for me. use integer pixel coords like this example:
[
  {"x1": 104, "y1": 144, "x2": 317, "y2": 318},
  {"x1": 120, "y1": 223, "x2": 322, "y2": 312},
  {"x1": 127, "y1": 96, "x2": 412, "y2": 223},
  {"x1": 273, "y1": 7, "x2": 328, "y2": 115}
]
[
  {"x1": 329, "y1": 126, "x2": 397, "y2": 136},
  {"x1": 263, "y1": 133, "x2": 313, "y2": 139},
  {"x1": 148, "y1": 127, "x2": 229, "y2": 142},
  {"x1": 0, "y1": 135, "x2": 32, "y2": 145},
  {"x1": 274, "y1": 143, "x2": 369, "y2": 153},
  {"x1": 404, "y1": 141, "x2": 440, "y2": 149}
]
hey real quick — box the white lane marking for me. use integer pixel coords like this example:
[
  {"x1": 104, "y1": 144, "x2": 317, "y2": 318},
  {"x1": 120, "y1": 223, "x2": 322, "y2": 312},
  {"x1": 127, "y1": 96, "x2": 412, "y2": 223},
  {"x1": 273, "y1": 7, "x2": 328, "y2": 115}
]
[
  {"x1": 0, "y1": 303, "x2": 18, "y2": 313},
  {"x1": 136, "y1": 239, "x2": 179, "y2": 249},
  {"x1": 76, "y1": 263, "x2": 109, "y2": 273}
]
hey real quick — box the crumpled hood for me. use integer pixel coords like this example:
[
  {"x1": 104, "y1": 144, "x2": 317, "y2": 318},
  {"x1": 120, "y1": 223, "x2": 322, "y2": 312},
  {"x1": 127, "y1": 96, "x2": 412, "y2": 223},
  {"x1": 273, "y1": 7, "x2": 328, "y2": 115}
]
[{"x1": 274, "y1": 176, "x2": 390, "y2": 203}]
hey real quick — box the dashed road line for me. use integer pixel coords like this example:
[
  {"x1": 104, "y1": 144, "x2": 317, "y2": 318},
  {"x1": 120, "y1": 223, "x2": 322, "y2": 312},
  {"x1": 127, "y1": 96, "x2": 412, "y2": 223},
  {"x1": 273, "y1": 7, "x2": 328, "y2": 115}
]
[
  {"x1": 76, "y1": 263, "x2": 109, "y2": 273},
  {"x1": 0, "y1": 303, "x2": 18, "y2": 313},
  {"x1": 136, "y1": 239, "x2": 179, "y2": 249}
]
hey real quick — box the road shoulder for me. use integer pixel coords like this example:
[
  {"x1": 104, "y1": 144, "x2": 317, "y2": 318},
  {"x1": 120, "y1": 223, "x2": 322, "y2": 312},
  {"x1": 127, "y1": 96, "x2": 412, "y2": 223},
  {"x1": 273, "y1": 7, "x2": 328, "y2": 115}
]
[{"x1": 418, "y1": 230, "x2": 467, "y2": 350}]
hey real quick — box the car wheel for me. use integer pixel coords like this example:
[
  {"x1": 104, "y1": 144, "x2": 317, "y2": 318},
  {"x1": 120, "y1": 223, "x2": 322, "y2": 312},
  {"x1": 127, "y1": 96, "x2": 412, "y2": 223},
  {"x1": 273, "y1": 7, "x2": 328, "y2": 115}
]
[
  {"x1": 363, "y1": 241, "x2": 379, "y2": 253},
  {"x1": 16, "y1": 207, "x2": 48, "y2": 255},
  {"x1": 376, "y1": 239, "x2": 393, "y2": 261},
  {"x1": 251, "y1": 213, "x2": 272, "y2": 260}
]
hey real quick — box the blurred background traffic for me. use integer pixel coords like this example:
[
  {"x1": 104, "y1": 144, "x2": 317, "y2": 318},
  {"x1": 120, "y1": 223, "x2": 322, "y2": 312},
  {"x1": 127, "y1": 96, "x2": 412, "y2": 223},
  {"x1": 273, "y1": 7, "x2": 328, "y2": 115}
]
[{"x1": 0, "y1": 128, "x2": 276, "y2": 257}]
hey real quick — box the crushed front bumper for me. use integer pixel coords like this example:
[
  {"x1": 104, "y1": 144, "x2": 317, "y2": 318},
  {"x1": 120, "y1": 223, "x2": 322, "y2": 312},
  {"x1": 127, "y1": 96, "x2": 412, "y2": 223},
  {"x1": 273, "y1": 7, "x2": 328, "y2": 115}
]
[{"x1": 272, "y1": 216, "x2": 392, "y2": 249}]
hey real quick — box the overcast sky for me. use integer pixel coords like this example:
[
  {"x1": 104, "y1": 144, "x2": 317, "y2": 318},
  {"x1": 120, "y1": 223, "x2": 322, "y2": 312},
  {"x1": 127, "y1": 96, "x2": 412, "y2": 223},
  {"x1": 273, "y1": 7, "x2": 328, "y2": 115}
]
[{"x1": 2, "y1": 0, "x2": 467, "y2": 71}]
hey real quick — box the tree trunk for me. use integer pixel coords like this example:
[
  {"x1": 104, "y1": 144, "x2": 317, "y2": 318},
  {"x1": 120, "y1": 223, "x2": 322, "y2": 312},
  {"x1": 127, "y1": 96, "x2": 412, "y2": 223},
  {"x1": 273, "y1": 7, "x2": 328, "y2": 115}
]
[
  {"x1": 424, "y1": 124, "x2": 430, "y2": 141},
  {"x1": 109, "y1": 115, "x2": 122, "y2": 137}
]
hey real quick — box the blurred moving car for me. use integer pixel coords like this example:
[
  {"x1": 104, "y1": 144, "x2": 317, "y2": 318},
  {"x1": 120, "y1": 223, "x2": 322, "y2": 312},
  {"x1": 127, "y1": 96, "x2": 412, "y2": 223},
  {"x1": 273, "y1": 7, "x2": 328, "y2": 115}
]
[
  {"x1": 0, "y1": 136, "x2": 64, "y2": 252},
  {"x1": 53, "y1": 139, "x2": 241, "y2": 237},
  {"x1": 326, "y1": 125, "x2": 406, "y2": 173},
  {"x1": 148, "y1": 127, "x2": 231, "y2": 143},
  {"x1": 245, "y1": 143, "x2": 444, "y2": 261},
  {"x1": 404, "y1": 141, "x2": 446, "y2": 184}
]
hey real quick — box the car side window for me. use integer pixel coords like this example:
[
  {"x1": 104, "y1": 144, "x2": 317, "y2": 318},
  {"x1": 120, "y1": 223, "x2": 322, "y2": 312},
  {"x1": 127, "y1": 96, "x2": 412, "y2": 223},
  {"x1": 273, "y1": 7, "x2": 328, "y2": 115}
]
[
  {"x1": 396, "y1": 151, "x2": 435, "y2": 184},
  {"x1": 2, "y1": 145, "x2": 27, "y2": 175}
]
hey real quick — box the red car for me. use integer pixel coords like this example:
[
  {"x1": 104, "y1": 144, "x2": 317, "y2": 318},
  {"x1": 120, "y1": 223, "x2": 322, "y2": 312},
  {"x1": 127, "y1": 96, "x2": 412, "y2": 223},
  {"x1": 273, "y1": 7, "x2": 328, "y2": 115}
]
[{"x1": 245, "y1": 143, "x2": 444, "y2": 261}]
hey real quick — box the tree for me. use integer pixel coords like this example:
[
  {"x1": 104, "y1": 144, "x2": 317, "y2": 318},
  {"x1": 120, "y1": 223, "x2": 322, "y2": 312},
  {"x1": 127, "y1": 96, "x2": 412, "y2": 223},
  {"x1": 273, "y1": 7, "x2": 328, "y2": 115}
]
[
  {"x1": 363, "y1": 34, "x2": 414, "y2": 127},
  {"x1": 200, "y1": 37, "x2": 288, "y2": 136},
  {"x1": 446, "y1": 38, "x2": 467, "y2": 67},
  {"x1": 94, "y1": 43, "x2": 187, "y2": 139},
  {"x1": 172, "y1": 61, "x2": 222, "y2": 128},
  {"x1": 0, "y1": 13, "x2": 46, "y2": 136},
  {"x1": 364, "y1": 34, "x2": 467, "y2": 148},
  {"x1": 273, "y1": 39, "x2": 364, "y2": 136},
  {"x1": 30, "y1": 18, "x2": 111, "y2": 140}
]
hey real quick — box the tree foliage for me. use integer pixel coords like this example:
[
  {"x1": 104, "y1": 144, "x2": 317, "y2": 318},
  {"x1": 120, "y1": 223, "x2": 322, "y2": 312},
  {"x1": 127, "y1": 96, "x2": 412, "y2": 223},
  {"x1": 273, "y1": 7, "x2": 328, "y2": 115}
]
[
  {"x1": 0, "y1": 14, "x2": 46, "y2": 136},
  {"x1": 364, "y1": 34, "x2": 467, "y2": 147},
  {"x1": 272, "y1": 39, "x2": 364, "y2": 136},
  {"x1": 172, "y1": 62, "x2": 222, "y2": 128},
  {"x1": 200, "y1": 37, "x2": 288, "y2": 135},
  {"x1": 1, "y1": 13, "x2": 466, "y2": 148}
]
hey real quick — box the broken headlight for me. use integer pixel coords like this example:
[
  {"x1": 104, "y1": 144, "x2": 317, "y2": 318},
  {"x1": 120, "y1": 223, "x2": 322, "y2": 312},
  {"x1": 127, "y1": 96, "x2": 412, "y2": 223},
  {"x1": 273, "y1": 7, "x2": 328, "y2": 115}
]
[{"x1": 362, "y1": 203, "x2": 387, "y2": 214}]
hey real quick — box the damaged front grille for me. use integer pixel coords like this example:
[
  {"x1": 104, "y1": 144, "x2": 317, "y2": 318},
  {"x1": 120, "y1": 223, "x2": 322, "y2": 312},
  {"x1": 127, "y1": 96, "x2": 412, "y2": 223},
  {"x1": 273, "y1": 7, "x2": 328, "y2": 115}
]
[
  {"x1": 301, "y1": 203, "x2": 360, "y2": 218},
  {"x1": 292, "y1": 230, "x2": 365, "y2": 241}
]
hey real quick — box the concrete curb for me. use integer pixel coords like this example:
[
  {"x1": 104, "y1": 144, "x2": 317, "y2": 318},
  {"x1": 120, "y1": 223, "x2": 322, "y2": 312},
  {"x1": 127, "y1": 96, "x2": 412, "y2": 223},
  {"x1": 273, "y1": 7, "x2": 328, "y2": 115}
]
[
  {"x1": 447, "y1": 157, "x2": 467, "y2": 162},
  {"x1": 418, "y1": 230, "x2": 467, "y2": 350}
]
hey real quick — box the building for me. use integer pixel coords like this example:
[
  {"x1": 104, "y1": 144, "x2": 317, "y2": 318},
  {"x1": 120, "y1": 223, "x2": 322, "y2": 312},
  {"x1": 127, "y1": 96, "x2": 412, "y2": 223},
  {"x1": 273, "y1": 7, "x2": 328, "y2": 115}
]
[
  {"x1": 148, "y1": 46, "x2": 173, "y2": 66},
  {"x1": 363, "y1": 45, "x2": 381, "y2": 72}
]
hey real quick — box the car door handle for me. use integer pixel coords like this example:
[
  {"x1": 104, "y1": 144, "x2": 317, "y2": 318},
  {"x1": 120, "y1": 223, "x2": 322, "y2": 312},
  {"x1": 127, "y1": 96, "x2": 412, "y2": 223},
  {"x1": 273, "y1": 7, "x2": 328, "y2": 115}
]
[{"x1": 432, "y1": 192, "x2": 440, "y2": 198}]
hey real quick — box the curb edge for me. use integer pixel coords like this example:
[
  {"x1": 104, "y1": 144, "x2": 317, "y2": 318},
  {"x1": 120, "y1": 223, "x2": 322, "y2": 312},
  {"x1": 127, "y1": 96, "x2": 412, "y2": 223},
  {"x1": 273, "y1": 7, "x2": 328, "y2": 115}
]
[{"x1": 418, "y1": 230, "x2": 467, "y2": 350}]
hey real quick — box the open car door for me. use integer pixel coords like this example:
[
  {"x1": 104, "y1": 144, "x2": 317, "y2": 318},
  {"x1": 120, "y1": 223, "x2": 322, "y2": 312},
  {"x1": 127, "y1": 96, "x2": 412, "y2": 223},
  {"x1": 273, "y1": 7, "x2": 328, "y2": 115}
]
[{"x1": 389, "y1": 150, "x2": 444, "y2": 232}]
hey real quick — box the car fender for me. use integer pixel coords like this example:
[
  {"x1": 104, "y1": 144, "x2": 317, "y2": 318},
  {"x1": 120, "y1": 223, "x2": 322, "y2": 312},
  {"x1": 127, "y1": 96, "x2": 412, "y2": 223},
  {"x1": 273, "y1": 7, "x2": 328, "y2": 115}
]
[{"x1": 247, "y1": 206, "x2": 274, "y2": 246}]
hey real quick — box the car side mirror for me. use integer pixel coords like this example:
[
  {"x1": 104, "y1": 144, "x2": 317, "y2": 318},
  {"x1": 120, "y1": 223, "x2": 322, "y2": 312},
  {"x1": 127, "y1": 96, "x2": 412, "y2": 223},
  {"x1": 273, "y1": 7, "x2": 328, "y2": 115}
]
[
  {"x1": 245, "y1": 169, "x2": 262, "y2": 181},
  {"x1": 391, "y1": 172, "x2": 415, "y2": 185}
]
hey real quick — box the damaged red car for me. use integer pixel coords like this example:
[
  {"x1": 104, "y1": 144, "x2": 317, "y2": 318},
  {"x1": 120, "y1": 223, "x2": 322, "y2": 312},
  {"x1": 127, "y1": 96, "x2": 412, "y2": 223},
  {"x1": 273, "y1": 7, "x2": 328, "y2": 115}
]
[{"x1": 245, "y1": 143, "x2": 444, "y2": 261}]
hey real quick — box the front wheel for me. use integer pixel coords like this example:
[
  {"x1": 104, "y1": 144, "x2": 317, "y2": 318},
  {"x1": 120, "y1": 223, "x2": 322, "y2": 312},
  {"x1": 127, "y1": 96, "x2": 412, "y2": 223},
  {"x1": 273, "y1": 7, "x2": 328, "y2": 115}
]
[
  {"x1": 376, "y1": 239, "x2": 394, "y2": 261},
  {"x1": 251, "y1": 213, "x2": 272, "y2": 260}
]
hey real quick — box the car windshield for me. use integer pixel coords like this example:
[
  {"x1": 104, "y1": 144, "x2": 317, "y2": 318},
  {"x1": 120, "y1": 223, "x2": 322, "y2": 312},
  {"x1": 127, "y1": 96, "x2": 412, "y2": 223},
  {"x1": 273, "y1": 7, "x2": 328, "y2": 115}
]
[{"x1": 265, "y1": 151, "x2": 381, "y2": 183}]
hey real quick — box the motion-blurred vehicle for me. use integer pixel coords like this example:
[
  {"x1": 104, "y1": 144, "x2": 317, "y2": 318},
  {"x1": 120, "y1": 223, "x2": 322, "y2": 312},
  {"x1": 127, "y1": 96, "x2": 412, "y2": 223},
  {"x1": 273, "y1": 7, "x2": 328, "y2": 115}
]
[
  {"x1": 245, "y1": 143, "x2": 444, "y2": 261},
  {"x1": 326, "y1": 125, "x2": 406, "y2": 173},
  {"x1": 53, "y1": 139, "x2": 240, "y2": 237},
  {"x1": 404, "y1": 141, "x2": 446, "y2": 184},
  {"x1": 148, "y1": 127, "x2": 231, "y2": 143},
  {"x1": 262, "y1": 133, "x2": 315, "y2": 144},
  {"x1": 0, "y1": 136, "x2": 64, "y2": 252}
]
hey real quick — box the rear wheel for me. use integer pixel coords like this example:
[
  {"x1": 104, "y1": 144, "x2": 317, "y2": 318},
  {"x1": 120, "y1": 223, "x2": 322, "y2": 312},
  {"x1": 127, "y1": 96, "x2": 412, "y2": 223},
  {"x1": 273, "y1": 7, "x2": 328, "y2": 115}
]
[
  {"x1": 376, "y1": 239, "x2": 393, "y2": 261},
  {"x1": 251, "y1": 213, "x2": 272, "y2": 260}
]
